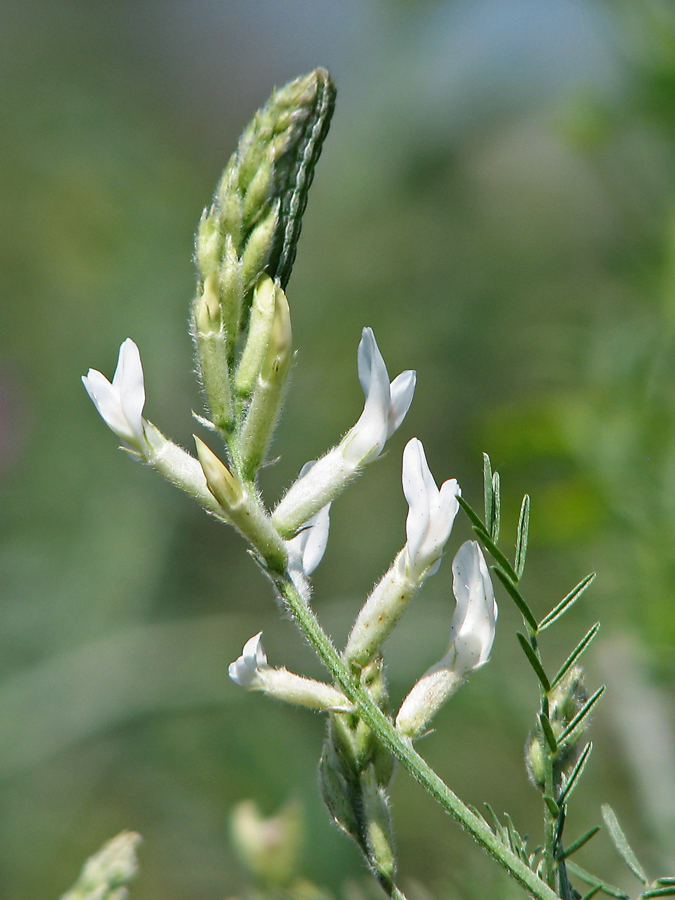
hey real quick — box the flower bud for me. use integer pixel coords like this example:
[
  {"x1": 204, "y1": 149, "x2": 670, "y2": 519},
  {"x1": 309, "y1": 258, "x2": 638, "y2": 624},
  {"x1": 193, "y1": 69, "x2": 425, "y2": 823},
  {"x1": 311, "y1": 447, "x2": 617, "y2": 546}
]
[
  {"x1": 194, "y1": 438, "x2": 287, "y2": 570},
  {"x1": 235, "y1": 274, "x2": 277, "y2": 398},
  {"x1": 241, "y1": 201, "x2": 279, "y2": 290},
  {"x1": 240, "y1": 283, "x2": 293, "y2": 478},
  {"x1": 396, "y1": 542, "x2": 497, "y2": 739},
  {"x1": 192, "y1": 273, "x2": 233, "y2": 434},
  {"x1": 242, "y1": 145, "x2": 274, "y2": 228},
  {"x1": 61, "y1": 831, "x2": 141, "y2": 900},
  {"x1": 230, "y1": 800, "x2": 302, "y2": 886},
  {"x1": 195, "y1": 207, "x2": 221, "y2": 281},
  {"x1": 273, "y1": 329, "x2": 415, "y2": 537},
  {"x1": 229, "y1": 633, "x2": 351, "y2": 712}
]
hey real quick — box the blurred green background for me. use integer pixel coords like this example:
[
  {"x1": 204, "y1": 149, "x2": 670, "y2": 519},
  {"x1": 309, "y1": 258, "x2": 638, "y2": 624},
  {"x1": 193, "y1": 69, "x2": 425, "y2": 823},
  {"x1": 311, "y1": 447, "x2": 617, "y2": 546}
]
[{"x1": 2, "y1": 1, "x2": 675, "y2": 897}]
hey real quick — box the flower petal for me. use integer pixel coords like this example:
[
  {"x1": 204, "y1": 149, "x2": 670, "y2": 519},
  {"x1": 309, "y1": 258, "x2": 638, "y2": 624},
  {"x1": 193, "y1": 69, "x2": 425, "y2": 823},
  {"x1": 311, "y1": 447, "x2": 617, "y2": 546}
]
[
  {"x1": 82, "y1": 368, "x2": 135, "y2": 444},
  {"x1": 449, "y1": 541, "x2": 497, "y2": 674},
  {"x1": 387, "y1": 369, "x2": 416, "y2": 437},
  {"x1": 113, "y1": 339, "x2": 146, "y2": 447},
  {"x1": 403, "y1": 438, "x2": 431, "y2": 566}
]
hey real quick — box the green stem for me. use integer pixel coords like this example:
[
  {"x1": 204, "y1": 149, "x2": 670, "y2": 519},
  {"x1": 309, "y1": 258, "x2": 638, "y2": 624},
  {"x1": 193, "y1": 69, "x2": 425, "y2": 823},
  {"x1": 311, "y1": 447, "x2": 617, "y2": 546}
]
[{"x1": 273, "y1": 573, "x2": 560, "y2": 900}]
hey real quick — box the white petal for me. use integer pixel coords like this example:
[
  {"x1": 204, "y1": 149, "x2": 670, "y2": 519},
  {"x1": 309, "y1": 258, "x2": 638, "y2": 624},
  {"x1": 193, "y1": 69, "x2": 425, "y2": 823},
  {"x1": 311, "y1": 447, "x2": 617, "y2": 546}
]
[
  {"x1": 229, "y1": 632, "x2": 267, "y2": 689},
  {"x1": 301, "y1": 503, "x2": 331, "y2": 575},
  {"x1": 346, "y1": 332, "x2": 391, "y2": 464},
  {"x1": 449, "y1": 542, "x2": 497, "y2": 674},
  {"x1": 113, "y1": 339, "x2": 146, "y2": 447},
  {"x1": 82, "y1": 368, "x2": 130, "y2": 439},
  {"x1": 403, "y1": 438, "x2": 431, "y2": 566},
  {"x1": 387, "y1": 369, "x2": 416, "y2": 437}
]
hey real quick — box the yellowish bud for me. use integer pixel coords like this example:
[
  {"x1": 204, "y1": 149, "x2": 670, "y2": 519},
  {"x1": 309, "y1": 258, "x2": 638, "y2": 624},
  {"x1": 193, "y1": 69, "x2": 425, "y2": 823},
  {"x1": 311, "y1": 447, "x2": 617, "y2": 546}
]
[{"x1": 194, "y1": 436, "x2": 243, "y2": 509}]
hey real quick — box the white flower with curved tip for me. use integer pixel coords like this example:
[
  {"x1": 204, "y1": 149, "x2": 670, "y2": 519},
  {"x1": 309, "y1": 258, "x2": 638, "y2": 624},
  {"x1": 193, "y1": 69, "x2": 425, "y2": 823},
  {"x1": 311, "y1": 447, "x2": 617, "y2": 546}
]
[
  {"x1": 229, "y1": 633, "x2": 352, "y2": 712},
  {"x1": 82, "y1": 339, "x2": 148, "y2": 452},
  {"x1": 287, "y1": 501, "x2": 331, "y2": 578},
  {"x1": 273, "y1": 328, "x2": 415, "y2": 537},
  {"x1": 229, "y1": 632, "x2": 268, "y2": 689},
  {"x1": 403, "y1": 438, "x2": 461, "y2": 580},
  {"x1": 345, "y1": 327, "x2": 416, "y2": 465},
  {"x1": 447, "y1": 540, "x2": 497, "y2": 674},
  {"x1": 396, "y1": 541, "x2": 497, "y2": 739}
]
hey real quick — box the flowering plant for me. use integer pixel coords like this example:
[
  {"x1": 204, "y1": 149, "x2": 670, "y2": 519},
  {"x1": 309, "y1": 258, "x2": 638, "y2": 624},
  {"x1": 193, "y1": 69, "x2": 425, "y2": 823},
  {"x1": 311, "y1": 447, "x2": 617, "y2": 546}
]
[{"x1": 73, "y1": 70, "x2": 672, "y2": 900}]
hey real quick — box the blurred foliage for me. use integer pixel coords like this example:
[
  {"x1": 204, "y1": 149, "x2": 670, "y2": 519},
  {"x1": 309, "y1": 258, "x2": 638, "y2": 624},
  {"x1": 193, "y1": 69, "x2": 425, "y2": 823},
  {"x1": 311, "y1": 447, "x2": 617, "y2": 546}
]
[{"x1": 3, "y1": 1, "x2": 675, "y2": 898}]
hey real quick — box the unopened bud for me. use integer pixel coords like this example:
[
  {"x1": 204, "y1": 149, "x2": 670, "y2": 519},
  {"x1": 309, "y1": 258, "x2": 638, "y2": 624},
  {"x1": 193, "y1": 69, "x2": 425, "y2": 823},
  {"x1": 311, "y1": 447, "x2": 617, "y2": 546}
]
[
  {"x1": 194, "y1": 272, "x2": 221, "y2": 334},
  {"x1": 219, "y1": 234, "x2": 244, "y2": 355},
  {"x1": 194, "y1": 437, "x2": 287, "y2": 570},
  {"x1": 241, "y1": 201, "x2": 279, "y2": 289},
  {"x1": 61, "y1": 831, "x2": 141, "y2": 900},
  {"x1": 194, "y1": 436, "x2": 243, "y2": 508},
  {"x1": 240, "y1": 283, "x2": 293, "y2": 479},
  {"x1": 195, "y1": 207, "x2": 221, "y2": 281},
  {"x1": 230, "y1": 800, "x2": 302, "y2": 886},
  {"x1": 361, "y1": 768, "x2": 396, "y2": 886},
  {"x1": 217, "y1": 158, "x2": 244, "y2": 248},
  {"x1": 243, "y1": 146, "x2": 274, "y2": 227},
  {"x1": 235, "y1": 275, "x2": 277, "y2": 397}
]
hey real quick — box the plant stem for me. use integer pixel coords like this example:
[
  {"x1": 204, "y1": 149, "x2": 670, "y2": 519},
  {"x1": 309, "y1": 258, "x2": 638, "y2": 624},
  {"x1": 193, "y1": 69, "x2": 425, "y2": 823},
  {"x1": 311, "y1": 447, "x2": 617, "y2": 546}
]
[{"x1": 273, "y1": 573, "x2": 561, "y2": 900}]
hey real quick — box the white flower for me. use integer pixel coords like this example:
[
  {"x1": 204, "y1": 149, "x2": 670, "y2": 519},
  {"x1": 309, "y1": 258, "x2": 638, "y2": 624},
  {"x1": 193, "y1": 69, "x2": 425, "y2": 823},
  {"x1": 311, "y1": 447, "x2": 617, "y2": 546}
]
[
  {"x1": 82, "y1": 339, "x2": 148, "y2": 452},
  {"x1": 395, "y1": 541, "x2": 497, "y2": 738},
  {"x1": 272, "y1": 328, "x2": 415, "y2": 536},
  {"x1": 286, "y1": 501, "x2": 331, "y2": 578},
  {"x1": 229, "y1": 632, "x2": 352, "y2": 712},
  {"x1": 447, "y1": 540, "x2": 497, "y2": 674},
  {"x1": 344, "y1": 327, "x2": 416, "y2": 465},
  {"x1": 403, "y1": 438, "x2": 460, "y2": 580},
  {"x1": 229, "y1": 632, "x2": 268, "y2": 689}
]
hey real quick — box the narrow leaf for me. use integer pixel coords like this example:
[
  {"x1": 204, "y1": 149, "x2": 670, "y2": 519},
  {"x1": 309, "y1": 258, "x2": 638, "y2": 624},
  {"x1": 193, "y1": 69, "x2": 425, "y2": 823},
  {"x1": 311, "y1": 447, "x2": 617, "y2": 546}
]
[
  {"x1": 472, "y1": 526, "x2": 518, "y2": 581},
  {"x1": 657, "y1": 879, "x2": 675, "y2": 886},
  {"x1": 601, "y1": 804, "x2": 649, "y2": 885},
  {"x1": 539, "y1": 573, "x2": 596, "y2": 632},
  {"x1": 558, "y1": 826, "x2": 600, "y2": 860},
  {"x1": 458, "y1": 495, "x2": 485, "y2": 531},
  {"x1": 552, "y1": 623, "x2": 601, "y2": 689},
  {"x1": 544, "y1": 795, "x2": 560, "y2": 817},
  {"x1": 558, "y1": 687, "x2": 605, "y2": 746},
  {"x1": 642, "y1": 889, "x2": 675, "y2": 898},
  {"x1": 483, "y1": 453, "x2": 494, "y2": 534},
  {"x1": 566, "y1": 861, "x2": 630, "y2": 899},
  {"x1": 580, "y1": 886, "x2": 603, "y2": 900},
  {"x1": 517, "y1": 633, "x2": 551, "y2": 692},
  {"x1": 491, "y1": 471, "x2": 501, "y2": 541},
  {"x1": 539, "y1": 713, "x2": 558, "y2": 753},
  {"x1": 515, "y1": 494, "x2": 530, "y2": 579},
  {"x1": 559, "y1": 742, "x2": 593, "y2": 806},
  {"x1": 492, "y1": 567, "x2": 538, "y2": 632}
]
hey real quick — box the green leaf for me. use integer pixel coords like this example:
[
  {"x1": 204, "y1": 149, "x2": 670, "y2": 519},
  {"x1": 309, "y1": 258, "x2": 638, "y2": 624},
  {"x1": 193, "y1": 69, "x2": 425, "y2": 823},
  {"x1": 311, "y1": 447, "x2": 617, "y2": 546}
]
[
  {"x1": 483, "y1": 453, "x2": 494, "y2": 534},
  {"x1": 492, "y1": 567, "x2": 538, "y2": 632},
  {"x1": 551, "y1": 624, "x2": 601, "y2": 689},
  {"x1": 601, "y1": 804, "x2": 649, "y2": 885},
  {"x1": 516, "y1": 633, "x2": 551, "y2": 692},
  {"x1": 558, "y1": 742, "x2": 593, "y2": 806},
  {"x1": 472, "y1": 527, "x2": 519, "y2": 582},
  {"x1": 544, "y1": 795, "x2": 560, "y2": 817},
  {"x1": 539, "y1": 713, "x2": 558, "y2": 753},
  {"x1": 558, "y1": 825, "x2": 600, "y2": 860},
  {"x1": 657, "y1": 879, "x2": 675, "y2": 886},
  {"x1": 515, "y1": 494, "x2": 530, "y2": 579},
  {"x1": 580, "y1": 886, "x2": 604, "y2": 900},
  {"x1": 538, "y1": 573, "x2": 596, "y2": 632},
  {"x1": 642, "y1": 889, "x2": 675, "y2": 898},
  {"x1": 566, "y1": 860, "x2": 630, "y2": 899},
  {"x1": 458, "y1": 495, "x2": 485, "y2": 531},
  {"x1": 491, "y1": 471, "x2": 501, "y2": 542},
  {"x1": 557, "y1": 687, "x2": 605, "y2": 746}
]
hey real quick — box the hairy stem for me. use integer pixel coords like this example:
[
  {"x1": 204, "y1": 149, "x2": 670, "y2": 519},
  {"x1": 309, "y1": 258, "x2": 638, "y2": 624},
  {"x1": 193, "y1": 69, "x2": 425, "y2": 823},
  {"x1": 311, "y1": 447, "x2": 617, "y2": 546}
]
[{"x1": 273, "y1": 572, "x2": 560, "y2": 900}]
